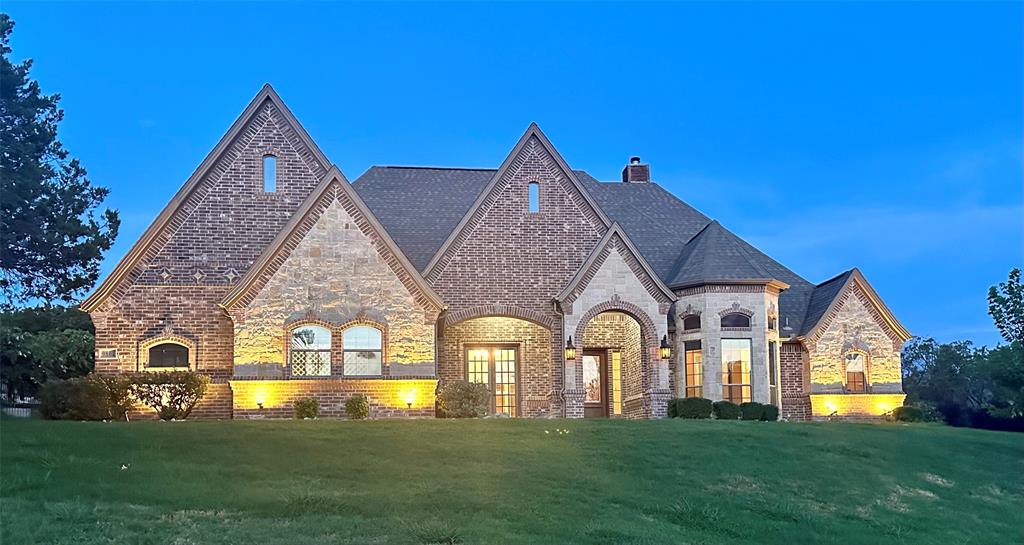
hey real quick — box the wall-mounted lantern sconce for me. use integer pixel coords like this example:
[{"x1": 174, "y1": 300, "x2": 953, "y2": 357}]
[
  {"x1": 565, "y1": 336, "x2": 577, "y2": 360},
  {"x1": 659, "y1": 335, "x2": 672, "y2": 360}
]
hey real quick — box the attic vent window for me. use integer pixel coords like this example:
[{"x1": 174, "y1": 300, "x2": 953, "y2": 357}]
[
  {"x1": 528, "y1": 181, "x2": 539, "y2": 213},
  {"x1": 263, "y1": 155, "x2": 277, "y2": 192}
]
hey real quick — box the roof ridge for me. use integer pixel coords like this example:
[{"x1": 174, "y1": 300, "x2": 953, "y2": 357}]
[{"x1": 378, "y1": 165, "x2": 498, "y2": 171}]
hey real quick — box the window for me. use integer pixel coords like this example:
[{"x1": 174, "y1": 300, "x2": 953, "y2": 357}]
[
  {"x1": 466, "y1": 346, "x2": 518, "y2": 416},
  {"x1": 721, "y1": 313, "x2": 751, "y2": 328},
  {"x1": 343, "y1": 326, "x2": 383, "y2": 376},
  {"x1": 684, "y1": 340, "x2": 702, "y2": 398},
  {"x1": 768, "y1": 315, "x2": 777, "y2": 330},
  {"x1": 611, "y1": 350, "x2": 622, "y2": 416},
  {"x1": 263, "y1": 155, "x2": 277, "y2": 192},
  {"x1": 845, "y1": 352, "x2": 867, "y2": 393},
  {"x1": 290, "y1": 326, "x2": 331, "y2": 376},
  {"x1": 721, "y1": 339, "x2": 752, "y2": 403},
  {"x1": 148, "y1": 343, "x2": 189, "y2": 368},
  {"x1": 682, "y1": 314, "x2": 701, "y2": 331},
  {"x1": 528, "y1": 181, "x2": 539, "y2": 213},
  {"x1": 768, "y1": 341, "x2": 779, "y2": 406}
]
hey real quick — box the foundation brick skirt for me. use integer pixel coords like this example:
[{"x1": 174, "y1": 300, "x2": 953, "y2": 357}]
[{"x1": 230, "y1": 378, "x2": 438, "y2": 419}]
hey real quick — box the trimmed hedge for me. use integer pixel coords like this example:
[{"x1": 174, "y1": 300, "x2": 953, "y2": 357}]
[
  {"x1": 740, "y1": 402, "x2": 764, "y2": 421},
  {"x1": 436, "y1": 381, "x2": 490, "y2": 418},
  {"x1": 712, "y1": 400, "x2": 741, "y2": 420},
  {"x1": 891, "y1": 405, "x2": 924, "y2": 422},
  {"x1": 674, "y1": 397, "x2": 713, "y2": 419},
  {"x1": 294, "y1": 398, "x2": 320, "y2": 419},
  {"x1": 761, "y1": 404, "x2": 780, "y2": 421},
  {"x1": 133, "y1": 372, "x2": 209, "y2": 420},
  {"x1": 345, "y1": 395, "x2": 369, "y2": 420},
  {"x1": 40, "y1": 373, "x2": 203, "y2": 421}
]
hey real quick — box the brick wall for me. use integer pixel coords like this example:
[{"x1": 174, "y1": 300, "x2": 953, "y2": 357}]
[
  {"x1": 231, "y1": 379, "x2": 437, "y2": 419},
  {"x1": 808, "y1": 393, "x2": 906, "y2": 421},
  {"x1": 440, "y1": 316, "x2": 552, "y2": 417},
  {"x1": 780, "y1": 341, "x2": 811, "y2": 421},
  {"x1": 581, "y1": 312, "x2": 643, "y2": 418}
]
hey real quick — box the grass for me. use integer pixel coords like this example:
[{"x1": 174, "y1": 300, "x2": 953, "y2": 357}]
[{"x1": 1, "y1": 418, "x2": 1022, "y2": 545}]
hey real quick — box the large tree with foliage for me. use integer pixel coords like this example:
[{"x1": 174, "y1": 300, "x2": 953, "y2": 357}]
[
  {"x1": 0, "y1": 14, "x2": 119, "y2": 307},
  {"x1": 988, "y1": 268, "x2": 1023, "y2": 345}
]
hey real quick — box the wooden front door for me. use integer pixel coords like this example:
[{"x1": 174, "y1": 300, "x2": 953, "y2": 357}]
[{"x1": 582, "y1": 350, "x2": 608, "y2": 418}]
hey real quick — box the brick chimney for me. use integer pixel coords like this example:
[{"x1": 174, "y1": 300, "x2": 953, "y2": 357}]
[{"x1": 621, "y1": 156, "x2": 650, "y2": 183}]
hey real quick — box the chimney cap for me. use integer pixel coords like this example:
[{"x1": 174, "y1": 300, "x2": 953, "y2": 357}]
[{"x1": 630, "y1": 156, "x2": 642, "y2": 165}]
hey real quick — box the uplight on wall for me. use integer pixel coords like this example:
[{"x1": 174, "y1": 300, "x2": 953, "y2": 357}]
[{"x1": 401, "y1": 390, "x2": 417, "y2": 409}]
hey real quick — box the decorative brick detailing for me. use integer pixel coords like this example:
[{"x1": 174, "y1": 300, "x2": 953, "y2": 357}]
[
  {"x1": 780, "y1": 342, "x2": 811, "y2": 421},
  {"x1": 443, "y1": 305, "x2": 554, "y2": 329},
  {"x1": 230, "y1": 378, "x2": 437, "y2": 419},
  {"x1": 676, "y1": 284, "x2": 779, "y2": 296},
  {"x1": 581, "y1": 312, "x2": 643, "y2": 418}
]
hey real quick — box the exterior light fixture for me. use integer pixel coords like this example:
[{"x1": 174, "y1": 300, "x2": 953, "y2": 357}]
[
  {"x1": 565, "y1": 336, "x2": 576, "y2": 360},
  {"x1": 402, "y1": 390, "x2": 416, "y2": 409},
  {"x1": 256, "y1": 401, "x2": 264, "y2": 410},
  {"x1": 659, "y1": 335, "x2": 672, "y2": 359}
]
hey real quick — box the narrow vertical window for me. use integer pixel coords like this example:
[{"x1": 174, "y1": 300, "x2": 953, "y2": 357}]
[
  {"x1": 768, "y1": 341, "x2": 779, "y2": 406},
  {"x1": 528, "y1": 181, "x2": 539, "y2": 213},
  {"x1": 684, "y1": 340, "x2": 703, "y2": 398},
  {"x1": 263, "y1": 155, "x2": 277, "y2": 192}
]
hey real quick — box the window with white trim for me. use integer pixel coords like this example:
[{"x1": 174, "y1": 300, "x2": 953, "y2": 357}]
[
  {"x1": 290, "y1": 325, "x2": 331, "y2": 376},
  {"x1": 343, "y1": 326, "x2": 383, "y2": 376},
  {"x1": 721, "y1": 338, "x2": 752, "y2": 403},
  {"x1": 845, "y1": 352, "x2": 867, "y2": 393}
]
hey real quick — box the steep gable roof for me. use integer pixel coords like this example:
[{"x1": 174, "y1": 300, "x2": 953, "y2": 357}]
[
  {"x1": 799, "y1": 268, "x2": 911, "y2": 342},
  {"x1": 668, "y1": 220, "x2": 788, "y2": 290},
  {"x1": 81, "y1": 84, "x2": 330, "y2": 312},
  {"x1": 556, "y1": 223, "x2": 677, "y2": 307},
  {"x1": 422, "y1": 123, "x2": 612, "y2": 280},
  {"x1": 221, "y1": 166, "x2": 443, "y2": 312}
]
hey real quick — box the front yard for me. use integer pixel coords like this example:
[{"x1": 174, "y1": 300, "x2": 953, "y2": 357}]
[{"x1": 1, "y1": 418, "x2": 1022, "y2": 545}]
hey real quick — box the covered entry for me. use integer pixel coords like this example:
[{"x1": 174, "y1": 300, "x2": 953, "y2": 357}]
[{"x1": 580, "y1": 312, "x2": 643, "y2": 418}]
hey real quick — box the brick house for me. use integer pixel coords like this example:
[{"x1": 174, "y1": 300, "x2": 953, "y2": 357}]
[{"x1": 82, "y1": 85, "x2": 911, "y2": 420}]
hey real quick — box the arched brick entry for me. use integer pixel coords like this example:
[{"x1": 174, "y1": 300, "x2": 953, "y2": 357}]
[
  {"x1": 442, "y1": 304, "x2": 555, "y2": 329},
  {"x1": 571, "y1": 299, "x2": 668, "y2": 419}
]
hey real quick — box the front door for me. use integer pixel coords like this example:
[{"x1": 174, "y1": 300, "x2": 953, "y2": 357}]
[
  {"x1": 582, "y1": 350, "x2": 608, "y2": 418},
  {"x1": 466, "y1": 346, "x2": 518, "y2": 416}
]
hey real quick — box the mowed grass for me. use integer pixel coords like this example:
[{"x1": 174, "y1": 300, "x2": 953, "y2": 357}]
[{"x1": 1, "y1": 419, "x2": 1022, "y2": 545}]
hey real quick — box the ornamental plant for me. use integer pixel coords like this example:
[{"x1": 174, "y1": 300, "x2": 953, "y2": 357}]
[
  {"x1": 740, "y1": 401, "x2": 765, "y2": 421},
  {"x1": 436, "y1": 380, "x2": 489, "y2": 418},
  {"x1": 712, "y1": 400, "x2": 741, "y2": 420},
  {"x1": 132, "y1": 371, "x2": 209, "y2": 420},
  {"x1": 293, "y1": 397, "x2": 320, "y2": 419},
  {"x1": 675, "y1": 397, "x2": 713, "y2": 419},
  {"x1": 345, "y1": 394, "x2": 369, "y2": 420}
]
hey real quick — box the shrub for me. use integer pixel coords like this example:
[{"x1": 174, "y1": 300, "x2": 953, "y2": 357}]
[
  {"x1": 436, "y1": 381, "x2": 490, "y2": 418},
  {"x1": 740, "y1": 402, "x2": 765, "y2": 421},
  {"x1": 345, "y1": 394, "x2": 369, "y2": 420},
  {"x1": 891, "y1": 405, "x2": 925, "y2": 422},
  {"x1": 667, "y1": 398, "x2": 679, "y2": 418},
  {"x1": 294, "y1": 397, "x2": 320, "y2": 419},
  {"x1": 132, "y1": 371, "x2": 209, "y2": 420},
  {"x1": 676, "y1": 397, "x2": 713, "y2": 419},
  {"x1": 761, "y1": 404, "x2": 780, "y2": 421},
  {"x1": 38, "y1": 374, "x2": 134, "y2": 420},
  {"x1": 712, "y1": 400, "x2": 741, "y2": 420}
]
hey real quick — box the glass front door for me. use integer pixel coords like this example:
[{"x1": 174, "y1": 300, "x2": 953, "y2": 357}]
[
  {"x1": 466, "y1": 346, "x2": 518, "y2": 416},
  {"x1": 582, "y1": 351, "x2": 607, "y2": 418}
]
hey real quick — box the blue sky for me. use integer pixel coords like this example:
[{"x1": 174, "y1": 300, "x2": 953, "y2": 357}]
[{"x1": 6, "y1": 2, "x2": 1021, "y2": 347}]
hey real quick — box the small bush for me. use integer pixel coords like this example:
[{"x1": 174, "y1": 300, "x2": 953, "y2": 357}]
[
  {"x1": 436, "y1": 381, "x2": 490, "y2": 418},
  {"x1": 712, "y1": 400, "x2": 741, "y2": 420},
  {"x1": 294, "y1": 398, "x2": 320, "y2": 419},
  {"x1": 761, "y1": 404, "x2": 780, "y2": 421},
  {"x1": 891, "y1": 405, "x2": 924, "y2": 422},
  {"x1": 38, "y1": 375, "x2": 134, "y2": 420},
  {"x1": 667, "y1": 398, "x2": 679, "y2": 418},
  {"x1": 132, "y1": 371, "x2": 209, "y2": 420},
  {"x1": 345, "y1": 394, "x2": 369, "y2": 420},
  {"x1": 740, "y1": 402, "x2": 765, "y2": 421},
  {"x1": 676, "y1": 397, "x2": 713, "y2": 419}
]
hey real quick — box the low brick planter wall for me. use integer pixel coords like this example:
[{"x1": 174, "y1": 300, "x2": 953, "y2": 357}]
[
  {"x1": 809, "y1": 393, "x2": 906, "y2": 421},
  {"x1": 230, "y1": 378, "x2": 437, "y2": 419}
]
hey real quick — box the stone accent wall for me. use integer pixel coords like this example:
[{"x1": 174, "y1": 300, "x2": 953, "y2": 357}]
[
  {"x1": 806, "y1": 283, "x2": 903, "y2": 394},
  {"x1": 440, "y1": 316, "x2": 552, "y2": 417},
  {"x1": 231, "y1": 379, "x2": 437, "y2": 419},
  {"x1": 233, "y1": 199, "x2": 437, "y2": 372},
  {"x1": 780, "y1": 342, "x2": 811, "y2": 421},
  {"x1": 581, "y1": 312, "x2": 643, "y2": 418}
]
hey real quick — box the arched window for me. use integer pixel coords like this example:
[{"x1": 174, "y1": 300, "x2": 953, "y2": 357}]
[
  {"x1": 720, "y1": 313, "x2": 751, "y2": 328},
  {"x1": 148, "y1": 343, "x2": 189, "y2": 368},
  {"x1": 290, "y1": 325, "x2": 331, "y2": 376},
  {"x1": 343, "y1": 326, "x2": 383, "y2": 376},
  {"x1": 845, "y1": 352, "x2": 867, "y2": 393},
  {"x1": 528, "y1": 181, "x2": 540, "y2": 213},
  {"x1": 682, "y1": 314, "x2": 701, "y2": 331},
  {"x1": 263, "y1": 154, "x2": 277, "y2": 192}
]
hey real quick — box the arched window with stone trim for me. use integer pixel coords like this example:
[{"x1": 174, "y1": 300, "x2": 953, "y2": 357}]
[
  {"x1": 139, "y1": 335, "x2": 196, "y2": 371},
  {"x1": 343, "y1": 325, "x2": 383, "y2": 376},
  {"x1": 845, "y1": 351, "x2": 868, "y2": 393},
  {"x1": 682, "y1": 314, "x2": 701, "y2": 331},
  {"x1": 720, "y1": 313, "x2": 751, "y2": 329},
  {"x1": 290, "y1": 325, "x2": 332, "y2": 377}
]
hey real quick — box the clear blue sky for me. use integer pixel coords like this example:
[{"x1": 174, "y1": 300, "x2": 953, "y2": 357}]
[{"x1": 5, "y1": 2, "x2": 1021, "y2": 347}]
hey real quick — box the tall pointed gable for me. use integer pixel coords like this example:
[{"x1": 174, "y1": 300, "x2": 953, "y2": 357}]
[
  {"x1": 221, "y1": 166, "x2": 443, "y2": 312},
  {"x1": 424, "y1": 123, "x2": 611, "y2": 282},
  {"x1": 557, "y1": 223, "x2": 676, "y2": 309},
  {"x1": 82, "y1": 84, "x2": 331, "y2": 312},
  {"x1": 800, "y1": 268, "x2": 911, "y2": 343}
]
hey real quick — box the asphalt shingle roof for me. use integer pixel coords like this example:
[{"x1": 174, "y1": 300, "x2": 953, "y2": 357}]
[
  {"x1": 799, "y1": 270, "x2": 854, "y2": 336},
  {"x1": 352, "y1": 166, "x2": 837, "y2": 336}
]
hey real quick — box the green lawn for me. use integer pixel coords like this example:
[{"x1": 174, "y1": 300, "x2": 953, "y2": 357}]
[{"x1": 1, "y1": 418, "x2": 1022, "y2": 545}]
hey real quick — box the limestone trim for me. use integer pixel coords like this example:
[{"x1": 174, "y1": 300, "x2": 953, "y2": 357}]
[
  {"x1": 556, "y1": 223, "x2": 677, "y2": 308},
  {"x1": 801, "y1": 268, "x2": 911, "y2": 345},
  {"x1": 220, "y1": 167, "x2": 443, "y2": 313},
  {"x1": 573, "y1": 299, "x2": 661, "y2": 393},
  {"x1": 675, "y1": 283, "x2": 786, "y2": 296},
  {"x1": 138, "y1": 334, "x2": 198, "y2": 371},
  {"x1": 284, "y1": 318, "x2": 390, "y2": 378},
  {"x1": 718, "y1": 303, "x2": 755, "y2": 317},
  {"x1": 81, "y1": 84, "x2": 331, "y2": 312},
  {"x1": 424, "y1": 123, "x2": 612, "y2": 281},
  {"x1": 442, "y1": 305, "x2": 555, "y2": 329}
]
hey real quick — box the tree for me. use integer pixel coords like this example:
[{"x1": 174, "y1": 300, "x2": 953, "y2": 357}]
[
  {"x1": 0, "y1": 14, "x2": 119, "y2": 307},
  {"x1": 988, "y1": 268, "x2": 1023, "y2": 345}
]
